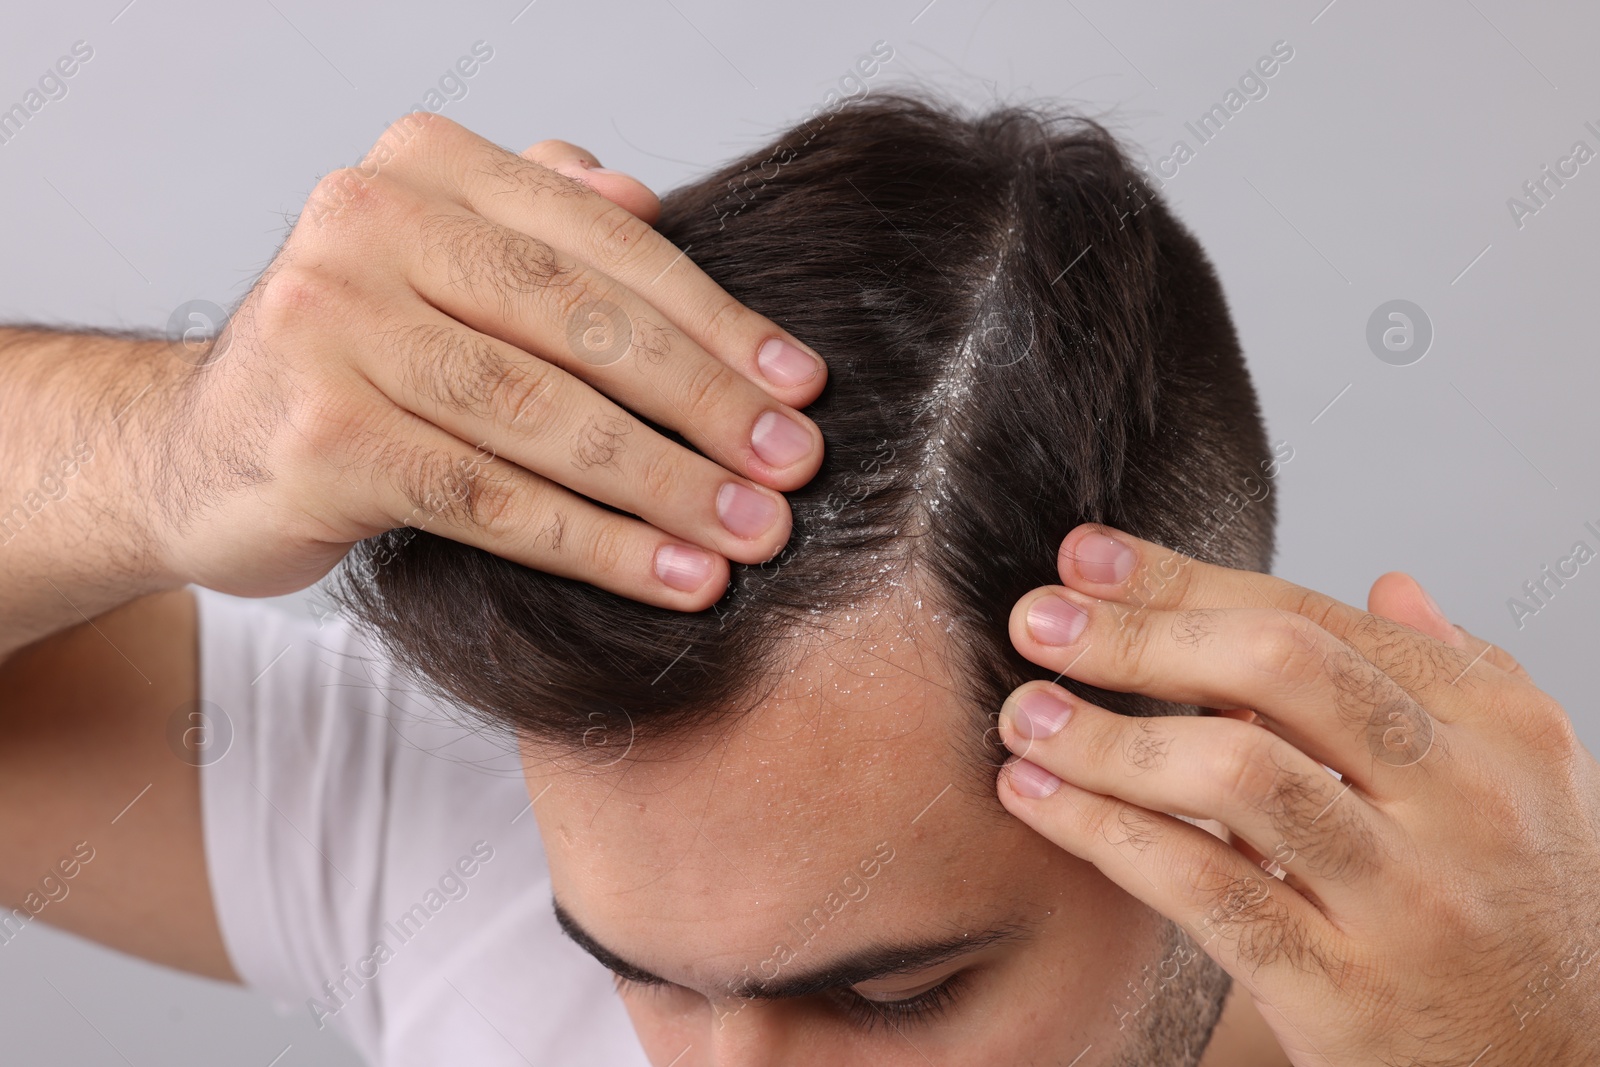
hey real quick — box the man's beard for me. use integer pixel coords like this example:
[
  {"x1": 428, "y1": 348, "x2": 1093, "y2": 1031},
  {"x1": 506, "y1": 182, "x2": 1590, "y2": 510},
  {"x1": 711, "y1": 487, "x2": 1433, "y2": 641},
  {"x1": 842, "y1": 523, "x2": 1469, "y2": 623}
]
[{"x1": 1106, "y1": 919, "x2": 1232, "y2": 1067}]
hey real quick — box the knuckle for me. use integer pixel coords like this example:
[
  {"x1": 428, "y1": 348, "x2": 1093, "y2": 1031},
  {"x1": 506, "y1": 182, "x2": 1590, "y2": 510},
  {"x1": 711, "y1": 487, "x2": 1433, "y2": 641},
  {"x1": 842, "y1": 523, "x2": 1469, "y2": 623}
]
[
  {"x1": 501, "y1": 231, "x2": 571, "y2": 296},
  {"x1": 461, "y1": 469, "x2": 516, "y2": 529},
  {"x1": 308, "y1": 166, "x2": 364, "y2": 209},
  {"x1": 1110, "y1": 603, "x2": 1165, "y2": 690},
  {"x1": 585, "y1": 203, "x2": 653, "y2": 270},
  {"x1": 582, "y1": 519, "x2": 633, "y2": 579},
  {"x1": 394, "y1": 324, "x2": 500, "y2": 418},
  {"x1": 422, "y1": 215, "x2": 571, "y2": 299},
  {"x1": 571, "y1": 413, "x2": 632, "y2": 471},
  {"x1": 392, "y1": 447, "x2": 459, "y2": 527},
  {"x1": 1354, "y1": 613, "x2": 1446, "y2": 692},
  {"x1": 396, "y1": 447, "x2": 502, "y2": 531},
  {"x1": 256, "y1": 265, "x2": 334, "y2": 326},
  {"x1": 1231, "y1": 899, "x2": 1306, "y2": 973},
  {"x1": 1213, "y1": 733, "x2": 1283, "y2": 814},
  {"x1": 1327, "y1": 646, "x2": 1394, "y2": 727},
  {"x1": 677, "y1": 356, "x2": 741, "y2": 421},
  {"x1": 1189, "y1": 858, "x2": 1278, "y2": 947},
  {"x1": 547, "y1": 269, "x2": 609, "y2": 326},
  {"x1": 636, "y1": 448, "x2": 684, "y2": 503},
  {"x1": 1519, "y1": 693, "x2": 1581, "y2": 760},
  {"x1": 1297, "y1": 793, "x2": 1382, "y2": 885},
  {"x1": 287, "y1": 387, "x2": 367, "y2": 458},
  {"x1": 1276, "y1": 583, "x2": 1346, "y2": 635},
  {"x1": 696, "y1": 296, "x2": 748, "y2": 353},
  {"x1": 496, "y1": 358, "x2": 558, "y2": 427},
  {"x1": 1241, "y1": 612, "x2": 1322, "y2": 679},
  {"x1": 308, "y1": 166, "x2": 390, "y2": 223},
  {"x1": 380, "y1": 109, "x2": 444, "y2": 154}
]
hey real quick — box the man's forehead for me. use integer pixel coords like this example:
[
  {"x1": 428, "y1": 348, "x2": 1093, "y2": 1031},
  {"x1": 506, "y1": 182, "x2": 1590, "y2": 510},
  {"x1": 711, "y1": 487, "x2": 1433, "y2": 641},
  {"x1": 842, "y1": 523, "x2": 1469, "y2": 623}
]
[
  {"x1": 522, "y1": 597, "x2": 1090, "y2": 999},
  {"x1": 528, "y1": 594, "x2": 981, "y2": 863}
]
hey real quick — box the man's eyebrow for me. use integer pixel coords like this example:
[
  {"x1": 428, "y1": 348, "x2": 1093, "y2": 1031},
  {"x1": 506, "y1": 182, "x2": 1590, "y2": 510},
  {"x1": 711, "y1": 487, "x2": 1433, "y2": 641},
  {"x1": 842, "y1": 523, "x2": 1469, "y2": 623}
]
[{"x1": 552, "y1": 897, "x2": 1033, "y2": 1000}]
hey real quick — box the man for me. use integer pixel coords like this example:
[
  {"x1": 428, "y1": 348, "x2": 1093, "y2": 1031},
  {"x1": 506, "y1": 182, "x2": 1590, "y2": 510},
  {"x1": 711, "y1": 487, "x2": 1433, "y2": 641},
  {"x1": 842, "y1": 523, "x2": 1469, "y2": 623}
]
[{"x1": 0, "y1": 100, "x2": 1595, "y2": 1066}]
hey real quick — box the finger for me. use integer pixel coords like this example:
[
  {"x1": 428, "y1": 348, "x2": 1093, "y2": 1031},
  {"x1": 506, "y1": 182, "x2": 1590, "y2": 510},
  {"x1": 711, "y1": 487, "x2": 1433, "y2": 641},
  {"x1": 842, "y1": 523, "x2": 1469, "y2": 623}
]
[
  {"x1": 356, "y1": 308, "x2": 793, "y2": 563},
  {"x1": 1448, "y1": 623, "x2": 1532, "y2": 683},
  {"x1": 377, "y1": 116, "x2": 828, "y2": 407},
  {"x1": 348, "y1": 416, "x2": 729, "y2": 609},
  {"x1": 1366, "y1": 572, "x2": 1464, "y2": 648},
  {"x1": 396, "y1": 205, "x2": 823, "y2": 491},
  {"x1": 1368, "y1": 572, "x2": 1532, "y2": 683},
  {"x1": 1051, "y1": 524, "x2": 1522, "y2": 714},
  {"x1": 1007, "y1": 588, "x2": 1443, "y2": 793},
  {"x1": 996, "y1": 756, "x2": 1342, "y2": 993},
  {"x1": 519, "y1": 139, "x2": 662, "y2": 225},
  {"x1": 997, "y1": 682, "x2": 1388, "y2": 906}
]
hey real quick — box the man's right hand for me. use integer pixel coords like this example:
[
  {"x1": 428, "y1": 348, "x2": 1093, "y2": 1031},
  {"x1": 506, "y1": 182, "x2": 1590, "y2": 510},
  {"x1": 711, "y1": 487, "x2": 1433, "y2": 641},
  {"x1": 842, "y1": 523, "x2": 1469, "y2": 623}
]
[
  {"x1": 0, "y1": 113, "x2": 832, "y2": 985},
  {"x1": 154, "y1": 113, "x2": 825, "y2": 610}
]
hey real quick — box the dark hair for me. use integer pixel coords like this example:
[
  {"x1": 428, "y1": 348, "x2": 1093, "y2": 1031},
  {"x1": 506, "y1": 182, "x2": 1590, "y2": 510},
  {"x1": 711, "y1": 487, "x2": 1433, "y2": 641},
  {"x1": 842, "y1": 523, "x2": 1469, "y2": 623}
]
[{"x1": 334, "y1": 91, "x2": 1277, "y2": 781}]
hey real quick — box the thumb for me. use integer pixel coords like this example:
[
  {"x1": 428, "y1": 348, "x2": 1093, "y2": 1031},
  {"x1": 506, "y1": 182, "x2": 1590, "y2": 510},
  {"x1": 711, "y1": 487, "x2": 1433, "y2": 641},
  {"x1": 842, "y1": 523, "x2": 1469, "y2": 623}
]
[
  {"x1": 1367, "y1": 571, "x2": 1532, "y2": 682},
  {"x1": 520, "y1": 139, "x2": 661, "y2": 224},
  {"x1": 1367, "y1": 571, "x2": 1463, "y2": 647}
]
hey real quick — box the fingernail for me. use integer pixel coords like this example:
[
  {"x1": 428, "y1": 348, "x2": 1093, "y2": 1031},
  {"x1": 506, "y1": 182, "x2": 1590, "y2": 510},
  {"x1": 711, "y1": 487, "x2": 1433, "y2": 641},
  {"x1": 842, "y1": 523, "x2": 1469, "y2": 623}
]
[
  {"x1": 757, "y1": 338, "x2": 820, "y2": 387},
  {"x1": 1075, "y1": 532, "x2": 1136, "y2": 583},
  {"x1": 1011, "y1": 689, "x2": 1073, "y2": 739},
  {"x1": 558, "y1": 159, "x2": 623, "y2": 179},
  {"x1": 751, "y1": 411, "x2": 813, "y2": 468},
  {"x1": 655, "y1": 544, "x2": 715, "y2": 591},
  {"x1": 717, "y1": 482, "x2": 779, "y2": 539},
  {"x1": 1004, "y1": 757, "x2": 1061, "y2": 799},
  {"x1": 1027, "y1": 596, "x2": 1088, "y2": 646}
]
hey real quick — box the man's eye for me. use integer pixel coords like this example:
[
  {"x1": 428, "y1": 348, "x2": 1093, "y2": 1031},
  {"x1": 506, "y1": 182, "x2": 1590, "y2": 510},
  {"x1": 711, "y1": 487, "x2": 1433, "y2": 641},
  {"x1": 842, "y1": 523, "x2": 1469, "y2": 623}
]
[
  {"x1": 834, "y1": 972, "x2": 968, "y2": 1032},
  {"x1": 610, "y1": 971, "x2": 670, "y2": 997}
]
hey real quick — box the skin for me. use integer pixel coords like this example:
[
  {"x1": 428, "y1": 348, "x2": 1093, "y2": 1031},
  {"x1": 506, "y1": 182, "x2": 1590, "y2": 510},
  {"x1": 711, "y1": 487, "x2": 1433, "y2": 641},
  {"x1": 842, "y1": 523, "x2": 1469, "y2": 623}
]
[
  {"x1": 3, "y1": 116, "x2": 1593, "y2": 1064},
  {"x1": 522, "y1": 592, "x2": 1239, "y2": 1065},
  {"x1": 996, "y1": 525, "x2": 1600, "y2": 1065},
  {"x1": 0, "y1": 122, "x2": 827, "y2": 661}
]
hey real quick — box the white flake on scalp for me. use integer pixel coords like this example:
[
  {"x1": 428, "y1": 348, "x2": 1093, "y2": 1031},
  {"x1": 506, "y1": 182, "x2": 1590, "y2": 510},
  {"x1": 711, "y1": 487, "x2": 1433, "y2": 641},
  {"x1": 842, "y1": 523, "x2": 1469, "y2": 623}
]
[{"x1": 910, "y1": 194, "x2": 1021, "y2": 527}]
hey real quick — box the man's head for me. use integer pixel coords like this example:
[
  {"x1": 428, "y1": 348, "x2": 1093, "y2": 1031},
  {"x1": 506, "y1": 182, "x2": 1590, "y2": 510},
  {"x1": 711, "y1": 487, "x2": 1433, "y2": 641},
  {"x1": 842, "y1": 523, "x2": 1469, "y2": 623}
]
[{"x1": 336, "y1": 90, "x2": 1275, "y2": 1064}]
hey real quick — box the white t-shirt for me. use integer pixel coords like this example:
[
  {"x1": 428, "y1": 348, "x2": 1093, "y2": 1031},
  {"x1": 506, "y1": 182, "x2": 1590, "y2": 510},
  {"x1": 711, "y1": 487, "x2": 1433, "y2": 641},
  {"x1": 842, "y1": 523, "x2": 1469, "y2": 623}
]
[{"x1": 195, "y1": 588, "x2": 651, "y2": 1067}]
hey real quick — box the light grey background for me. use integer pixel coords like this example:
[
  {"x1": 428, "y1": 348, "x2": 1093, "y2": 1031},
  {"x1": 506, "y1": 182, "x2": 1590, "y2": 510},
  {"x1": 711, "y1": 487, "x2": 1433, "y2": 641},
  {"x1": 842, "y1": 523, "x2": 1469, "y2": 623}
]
[{"x1": 2, "y1": 0, "x2": 1595, "y2": 1063}]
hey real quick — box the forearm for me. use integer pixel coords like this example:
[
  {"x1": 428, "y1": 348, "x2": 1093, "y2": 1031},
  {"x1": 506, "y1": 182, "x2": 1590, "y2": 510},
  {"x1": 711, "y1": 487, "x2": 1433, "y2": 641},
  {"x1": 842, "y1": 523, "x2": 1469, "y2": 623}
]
[{"x1": 0, "y1": 326, "x2": 184, "y2": 659}]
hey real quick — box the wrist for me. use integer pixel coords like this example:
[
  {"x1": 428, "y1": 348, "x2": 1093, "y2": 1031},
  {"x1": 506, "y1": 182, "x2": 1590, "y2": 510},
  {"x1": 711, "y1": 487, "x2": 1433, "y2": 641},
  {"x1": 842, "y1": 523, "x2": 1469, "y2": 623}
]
[
  {"x1": 107, "y1": 336, "x2": 197, "y2": 592},
  {"x1": 0, "y1": 328, "x2": 191, "y2": 654}
]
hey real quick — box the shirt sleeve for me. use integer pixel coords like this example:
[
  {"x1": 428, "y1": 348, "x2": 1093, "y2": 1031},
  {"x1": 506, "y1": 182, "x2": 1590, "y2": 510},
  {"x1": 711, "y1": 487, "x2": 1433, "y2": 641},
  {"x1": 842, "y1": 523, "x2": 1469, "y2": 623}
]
[{"x1": 194, "y1": 588, "x2": 535, "y2": 1063}]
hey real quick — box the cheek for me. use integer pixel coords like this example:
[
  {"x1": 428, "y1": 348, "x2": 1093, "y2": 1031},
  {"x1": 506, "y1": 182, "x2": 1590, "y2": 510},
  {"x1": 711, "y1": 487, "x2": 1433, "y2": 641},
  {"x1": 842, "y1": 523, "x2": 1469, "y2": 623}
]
[
  {"x1": 969, "y1": 846, "x2": 1176, "y2": 1058},
  {"x1": 1026, "y1": 904, "x2": 1178, "y2": 1057}
]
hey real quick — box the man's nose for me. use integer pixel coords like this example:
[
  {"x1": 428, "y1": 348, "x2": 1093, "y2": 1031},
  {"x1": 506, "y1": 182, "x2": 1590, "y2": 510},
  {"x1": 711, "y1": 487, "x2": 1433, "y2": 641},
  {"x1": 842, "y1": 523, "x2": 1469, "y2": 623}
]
[{"x1": 696, "y1": 998, "x2": 807, "y2": 1067}]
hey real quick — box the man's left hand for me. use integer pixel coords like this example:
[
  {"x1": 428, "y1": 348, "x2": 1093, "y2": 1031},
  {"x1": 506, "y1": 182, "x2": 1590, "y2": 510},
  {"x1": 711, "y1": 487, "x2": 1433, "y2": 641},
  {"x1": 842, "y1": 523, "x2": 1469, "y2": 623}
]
[{"x1": 995, "y1": 523, "x2": 1600, "y2": 1065}]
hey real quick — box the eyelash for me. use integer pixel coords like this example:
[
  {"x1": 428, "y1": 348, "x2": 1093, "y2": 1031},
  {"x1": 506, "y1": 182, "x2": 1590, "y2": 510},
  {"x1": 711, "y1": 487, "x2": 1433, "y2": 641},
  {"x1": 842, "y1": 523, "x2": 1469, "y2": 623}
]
[
  {"x1": 610, "y1": 971, "x2": 968, "y2": 1033},
  {"x1": 610, "y1": 973, "x2": 668, "y2": 998},
  {"x1": 831, "y1": 972, "x2": 967, "y2": 1032}
]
